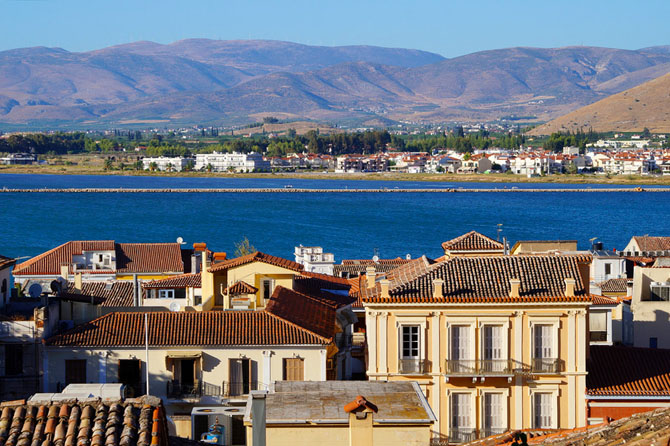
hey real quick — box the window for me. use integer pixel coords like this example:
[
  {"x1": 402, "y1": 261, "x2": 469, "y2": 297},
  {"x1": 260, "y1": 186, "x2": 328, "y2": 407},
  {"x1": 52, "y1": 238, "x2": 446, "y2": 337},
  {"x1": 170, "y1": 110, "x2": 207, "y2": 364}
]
[
  {"x1": 589, "y1": 312, "x2": 608, "y2": 342},
  {"x1": 533, "y1": 325, "x2": 553, "y2": 359},
  {"x1": 4, "y1": 345, "x2": 23, "y2": 376},
  {"x1": 262, "y1": 279, "x2": 274, "y2": 301},
  {"x1": 229, "y1": 358, "x2": 252, "y2": 395},
  {"x1": 401, "y1": 325, "x2": 420, "y2": 359},
  {"x1": 283, "y1": 358, "x2": 304, "y2": 381},
  {"x1": 649, "y1": 284, "x2": 670, "y2": 301},
  {"x1": 450, "y1": 325, "x2": 471, "y2": 360},
  {"x1": 650, "y1": 337, "x2": 658, "y2": 349},
  {"x1": 450, "y1": 393, "x2": 473, "y2": 443},
  {"x1": 483, "y1": 393, "x2": 504, "y2": 436},
  {"x1": 604, "y1": 263, "x2": 611, "y2": 275},
  {"x1": 533, "y1": 393, "x2": 553, "y2": 428},
  {"x1": 65, "y1": 359, "x2": 87, "y2": 385},
  {"x1": 158, "y1": 289, "x2": 175, "y2": 299},
  {"x1": 482, "y1": 325, "x2": 504, "y2": 372}
]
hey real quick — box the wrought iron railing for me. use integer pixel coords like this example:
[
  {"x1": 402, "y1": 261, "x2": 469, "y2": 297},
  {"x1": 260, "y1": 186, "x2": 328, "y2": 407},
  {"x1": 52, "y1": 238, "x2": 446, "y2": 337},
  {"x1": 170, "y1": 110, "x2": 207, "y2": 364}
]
[
  {"x1": 531, "y1": 358, "x2": 564, "y2": 374},
  {"x1": 398, "y1": 358, "x2": 430, "y2": 374},
  {"x1": 445, "y1": 359, "x2": 513, "y2": 375},
  {"x1": 223, "y1": 380, "x2": 258, "y2": 397},
  {"x1": 167, "y1": 380, "x2": 222, "y2": 398},
  {"x1": 480, "y1": 427, "x2": 507, "y2": 438},
  {"x1": 449, "y1": 428, "x2": 477, "y2": 444}
]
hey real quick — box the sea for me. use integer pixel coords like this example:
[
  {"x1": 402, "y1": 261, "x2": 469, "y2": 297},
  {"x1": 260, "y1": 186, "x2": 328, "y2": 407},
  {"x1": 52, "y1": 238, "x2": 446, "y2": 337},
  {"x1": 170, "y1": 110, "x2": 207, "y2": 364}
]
[{"x1": 1, "y1": 173, "x2": 669, "y2": 261}]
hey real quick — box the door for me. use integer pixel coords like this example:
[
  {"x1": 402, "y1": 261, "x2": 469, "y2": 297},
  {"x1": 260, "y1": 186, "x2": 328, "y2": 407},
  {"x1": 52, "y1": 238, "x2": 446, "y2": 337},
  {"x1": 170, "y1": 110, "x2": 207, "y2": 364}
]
[
  {"x1": 180, "y1": 359, "x2": 195, "y2": 388},
  {"x1": 533, "y1": 393, "x2": 553, "y2": 428},
  {"x1": 450, "y1": 393, "x2": 472, "y2": 443},
  {"x1": 118, "y1": 359, "x2": 142, "y2": 396},
  {"x1": 482, "y1": 325, "x2": 503, "y2": 372},
  {"x1": 229, "y1": 358, "x2": 251, "y2": 395},
  {"x1": 483, "y1": 393, "x2": 503, "y2": 436},
  {"x1": 533, "y1": 325, "x2": 553, "y2": 371},
  {"x1": 65, "y1": 359, "x2": 87, "y2": 385},
  {"x1": 450, "y1": 325, "x2": 471, "y2": 373}
]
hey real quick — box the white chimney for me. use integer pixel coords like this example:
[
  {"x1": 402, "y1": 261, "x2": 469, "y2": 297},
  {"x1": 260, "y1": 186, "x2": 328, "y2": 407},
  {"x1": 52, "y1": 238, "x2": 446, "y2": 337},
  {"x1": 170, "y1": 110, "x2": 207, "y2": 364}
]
[
  {"x1": 564, "y1": 278, "x2": 576, "y2": 297},
  {"x1": 509, "y1": 278, "x2": 520, "y2": 298},
  {"x1": 380, "y1": 279, "x2": 390, "y2": 298},
  {"x1": 366, "y1": 266, "x2": 376, "y2": 289},
  {"x1": 433, "y1": 279, "x2": 444, "y2": 298}
]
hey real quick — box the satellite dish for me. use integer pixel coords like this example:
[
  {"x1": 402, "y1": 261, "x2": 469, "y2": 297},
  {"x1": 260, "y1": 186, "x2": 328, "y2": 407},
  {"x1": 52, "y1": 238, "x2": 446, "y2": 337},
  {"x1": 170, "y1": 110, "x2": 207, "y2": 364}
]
[
  {"x1": 50, "y1": 280, "x2": 63, "y2": 294},
  {"x1": 406, "y1": 253, "x2": 412, "y2": 260},
  {"x1": 28, "y1": 283, "x2": 43, "y2": 299},
  {"x1": 176, "y1": 237, "x2": 184, "y2": 245},
  {"x1": 372, "y1": 255, "x2": 379, "y2": 263},
  {"x1": 169, "y1": 301, "x2": 180, "y2": 312}
]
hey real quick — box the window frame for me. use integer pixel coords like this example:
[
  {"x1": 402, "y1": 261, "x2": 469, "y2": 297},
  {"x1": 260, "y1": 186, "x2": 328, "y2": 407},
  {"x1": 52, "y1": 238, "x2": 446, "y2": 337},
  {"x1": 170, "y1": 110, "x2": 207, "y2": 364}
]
[
  {"x1": 529, "y1": 319, "x2": 559, "y2": 361},
  {"x1": 446, "y1": 320, "x2": 476, "y2": 361},
  {"x1": 158, "y1": 289, "x2": 175, "y2": 299},
  {"x1": 448, "y1": 390, "x2": 476, "y2": 431},
  {"x1": 479, "y1": 389, "x2": 509, "y2": 433},
  {"x1": 530, "y1": 388, "x2": 558, "y2": 429}
]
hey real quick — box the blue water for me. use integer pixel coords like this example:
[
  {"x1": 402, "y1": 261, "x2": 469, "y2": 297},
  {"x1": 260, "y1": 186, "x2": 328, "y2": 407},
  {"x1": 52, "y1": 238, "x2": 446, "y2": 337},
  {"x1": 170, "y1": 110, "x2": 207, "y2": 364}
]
[{"x1": 1, "y1": 173, "x2": 669, "y2": 261}]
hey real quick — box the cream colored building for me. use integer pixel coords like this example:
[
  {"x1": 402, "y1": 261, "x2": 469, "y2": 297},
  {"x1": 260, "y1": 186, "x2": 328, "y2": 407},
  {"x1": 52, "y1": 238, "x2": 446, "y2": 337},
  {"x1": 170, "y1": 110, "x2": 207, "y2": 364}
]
[
  {"x1": 43, "y1": 311, "x2": 332, "y2": 440},
  {"x1": 360, "y1": 254, "x2": 592, "y2": 443},
  {"x1": 630, "y1": 264, "x2": 670, "y2": 349}
]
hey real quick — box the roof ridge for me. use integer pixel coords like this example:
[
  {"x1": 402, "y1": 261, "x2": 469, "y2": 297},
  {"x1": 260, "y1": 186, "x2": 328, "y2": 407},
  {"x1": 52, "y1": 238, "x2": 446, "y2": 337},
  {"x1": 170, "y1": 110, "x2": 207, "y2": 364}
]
[{"x1": 14, "y1": 240, "x2": 72, "y2": 273}]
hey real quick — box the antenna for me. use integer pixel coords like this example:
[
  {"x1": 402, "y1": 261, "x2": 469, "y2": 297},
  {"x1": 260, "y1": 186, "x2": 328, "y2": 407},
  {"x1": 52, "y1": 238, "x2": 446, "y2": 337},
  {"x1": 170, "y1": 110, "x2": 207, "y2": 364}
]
[
  {"x1": 497, "y1": 223, "x2": 503, "y2": 242},
  {"x1": 373, "y1": 247, "x2": 379, "y2": 260},
  {"x1": 405, "y1": 253, "x2": 412, "y2": 260}
]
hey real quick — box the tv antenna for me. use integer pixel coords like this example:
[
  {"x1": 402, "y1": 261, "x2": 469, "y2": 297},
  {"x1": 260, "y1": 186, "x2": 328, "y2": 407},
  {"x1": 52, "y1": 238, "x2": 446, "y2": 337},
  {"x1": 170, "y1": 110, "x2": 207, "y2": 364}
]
[{"x1": 496, "y1": 224, "x2": 503, "y2": 242}]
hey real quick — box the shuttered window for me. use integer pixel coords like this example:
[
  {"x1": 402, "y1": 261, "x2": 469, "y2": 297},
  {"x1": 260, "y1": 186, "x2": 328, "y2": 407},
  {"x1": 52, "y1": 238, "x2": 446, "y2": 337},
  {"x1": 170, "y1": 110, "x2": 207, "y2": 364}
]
[
  {"x1": 533, "y1": 393, "x2": 553, "y2": 428},
  {"x1": 450, "y1": 393, "x2": 472, "y2": 428},
  {"x1": 533, "y1": 325, "x2": 553, "y2": 359},
  {"x1": 450, "y1": 325, "x2": 470, "y2": 360},
  {"x1": 483, "y1": 325, "x2": 503, "y2": 360},
  {"x1": 483, "y1": 393, "x2": 503, "y2": 429},
  {"x1": 283, "y1": 358, "x2": 304, "y2": 381}
]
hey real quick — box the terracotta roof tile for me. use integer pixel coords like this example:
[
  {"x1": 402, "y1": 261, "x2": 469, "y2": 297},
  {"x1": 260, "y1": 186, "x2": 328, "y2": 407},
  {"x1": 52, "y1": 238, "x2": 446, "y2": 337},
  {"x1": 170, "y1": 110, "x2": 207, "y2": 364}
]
[
  {"x1": 223, "y1": 281, "x2": 258, "y2": 295},
  {"x1": 60, "y1": 282, "x2": 135, "y2": 307},
  {"x1": 591, "y1": 294, "x2": 619, "y2": 306},
  {"x1": 45, "y1": 311, "x2": 330, "y2": 347},
  {"x1": 632, "y1": 236, "x2": 670, "y2": 252},
  {"x1": 441, "y1": 231, "x2": 504, "y2": 252},
  {"x1": 142, "y1": 274, "x2": 201, "y2": 289},
  {"x1": 265, "y1": 286, "x2": 339, "y2": 340},
  {"x1": 208, "y1": 251, "x2": 303, "y2": 273},
  {"x1": 334, "y1": 259, "x2": 412, "y2": 277},
  {"x1": 598, "y1": 278, "x2": 629, "y2": 294},
  {"x1": 0, "y1": 397, "x2": 167, "y2": 446},
  {"x1": 587, "y1": 346, "x2": 670, "y2": 397},
  {"x1": 362, "y1": 255, "x2": 591, "y2": 304},
  {"x1": 0, "y1": 254, "x2": 16, "y2": 270},
  {"x1": 13, "y1": 242, "x2": 184, "y2": 276}
]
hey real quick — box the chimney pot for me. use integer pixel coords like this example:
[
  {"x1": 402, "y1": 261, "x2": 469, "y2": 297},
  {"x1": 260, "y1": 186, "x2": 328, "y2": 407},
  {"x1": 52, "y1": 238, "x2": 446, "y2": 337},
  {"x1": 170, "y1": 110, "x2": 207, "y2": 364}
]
[
  {"x1": 380, "y1": 279, "x2": 390, "y2": 298},
  {"x1": 366, "y1": 266, "x2": 376, "y2": 289},
  {"x1": 433, "y1": 279, "x2": 444, "y2": 298},
  {"x1": 60, "y1": 263, "x2": 69, "y2": 281},
  {"x1": 74, "y1": 273, "x2": 82, "y2": 294},
  {"x1": 509, "y1": 278, "x2": 521, "y2": 298},
  {"x1": 564, "y1": 278, "x2": 576, "y2": 297}
]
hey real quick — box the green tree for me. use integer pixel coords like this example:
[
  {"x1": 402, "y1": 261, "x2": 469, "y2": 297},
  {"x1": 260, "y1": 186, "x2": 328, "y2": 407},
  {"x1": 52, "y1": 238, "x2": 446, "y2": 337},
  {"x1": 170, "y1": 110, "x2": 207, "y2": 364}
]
[
  {"x1": 149, "y1": 162, "x2": 158, "y2": 172},
  {"x1": 103, "y1": 159, "x2": 113, "y2": 171},
  {"x1": 234, "y1": 237, "x2": 256, "y2": 257}
]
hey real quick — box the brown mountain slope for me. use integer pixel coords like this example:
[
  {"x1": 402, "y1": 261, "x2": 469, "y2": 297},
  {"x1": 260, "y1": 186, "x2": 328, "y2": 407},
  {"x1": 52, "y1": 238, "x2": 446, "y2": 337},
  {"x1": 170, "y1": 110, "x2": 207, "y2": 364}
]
[{"x1": 529, "y1": 72, "x2": 670, "y2": 135}]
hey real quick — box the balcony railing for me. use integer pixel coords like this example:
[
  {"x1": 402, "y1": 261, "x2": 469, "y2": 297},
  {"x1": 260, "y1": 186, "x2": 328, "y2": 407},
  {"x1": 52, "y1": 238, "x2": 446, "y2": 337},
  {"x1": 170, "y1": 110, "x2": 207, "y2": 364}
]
[
  {"x1": 531, "y1": 358, "x2": 564, "y2": 374},
  {"x1": 167, "y1": 380, "x2": 222, "y2": 399},
  {"x1": 480, "y1": 428, "x2": 507, "y2": 438},
  {"x1": 429, "y1": 428, "x2": 508, "y2": 445},
  {"x1": 398, "y1": 358, "x2": 430, "y2": 374},
  {"x1": 223, "y1": 380, "x2": 258, "y2": 397},
  {"x1": 445, "y1": 359, "x2": 513, "y2": 376},
  {"x1": 448, "y1": 428, "x2": 477, "y2": 444}
]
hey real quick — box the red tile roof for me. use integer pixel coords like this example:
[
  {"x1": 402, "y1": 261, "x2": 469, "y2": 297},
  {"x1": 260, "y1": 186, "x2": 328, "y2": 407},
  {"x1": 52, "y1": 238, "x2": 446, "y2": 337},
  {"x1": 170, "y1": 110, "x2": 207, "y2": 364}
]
[
  {"x1": 341, "y1": 258, "x2": 411, "y2": 266},
  {"x1": 598, "y1": 278, "x2": 629, "y2": 294},
  {"x1": 632, "y1": 236, "x2": 670, "y2": 252},
  {"x1": 0, "y1": 254, "x2": 16, "y2": 270},
  {"x1": 60, "y1": 281, "x2": 135, "y2": 307},
  {"x1": 13, "y1": 241, "x2": 184, "y2": 275},
  {"x1": 0, "y1": 396, "x2": 168, "y2": 446},
  {"x1": 223, "y1": 280, "x2": 258, "y2": 295},
  {"x1": 334, "y1": 258, "x2": 412, "y2": 277},
  {"x1": 362, "y1": 255, "x2": 591, "y2": 304},
  {"x1": 587, "y1": 346, "x2": 670, "y2": 397},
  {"x1": 143, "y1": 273, "x2": 201, "y2": 289},
  {"x1": 591, "y1": 294, "x2": 619, "y2": 306},
  {"x1": 208, "y1": 251, "x2": 303, "y2": 273},
  {"x1": 266, "y1": 286, "x2": 340, "y2": 340},
  {"x1": 441, "y1": 231, "x2": 505, "y2": 252},
  {"x1": 45, "y1": 311, "x2": 330, "y2": 347}
]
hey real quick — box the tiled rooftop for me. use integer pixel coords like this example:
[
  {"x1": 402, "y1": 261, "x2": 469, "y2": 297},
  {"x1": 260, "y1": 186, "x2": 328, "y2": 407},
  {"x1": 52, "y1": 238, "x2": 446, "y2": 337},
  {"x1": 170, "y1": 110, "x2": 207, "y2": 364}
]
[
  {"x1": 13, "y1": 241, "x2": 184, "y2": 276},
  {"x1": 208, "y1": 251, "x2": 303, "y2": 273},
  {"x1": 266, "y1": 286, "x2": 340, "y2": 340},
  {"x1": 223, "y1": 280, "x2": 258, "y2": 295},
  {"x1": 60, "y1": 282, "x2": 135, "y2": 307},
  {"x1": 441, "y1": 231, "x2": 505, "y2": 252},
  {"x1": 362, "y1": 255, "x2": 591, "y2": 304},
  {"x1": 587, "y1": 346, "x2": 670, "y2": 397},
  {"x1": 0, "y1": 396, "x2": 168, "y2": 446},
  {"x1": 45, "y1": 311, "x2": 330, "y2": 347},
  {"x1": 632, "y1": 236, "x2": 670, "y2": 252},
  {"x1": 0, "y1": 254, "x2": 16, "y2": 270},
  {"x1": 591, "y1": 294, "x2": 619, "y2": 306},
  {"x1": 142, "y1": 273, "x2": 201, "y2": 289},
  {"x1": 598, "y1": 277, "x2": 629, "y2": 294}
]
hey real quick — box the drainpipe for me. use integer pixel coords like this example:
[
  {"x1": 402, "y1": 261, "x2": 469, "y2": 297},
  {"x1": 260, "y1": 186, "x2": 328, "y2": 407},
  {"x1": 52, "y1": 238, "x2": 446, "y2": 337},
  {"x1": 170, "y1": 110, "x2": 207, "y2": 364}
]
[
  {"x1": 133, "y1": 274, "x2": 139, "y2": 306},
  {"x1": 250, "y1": 390, "x2": 267, "y2": 446}
]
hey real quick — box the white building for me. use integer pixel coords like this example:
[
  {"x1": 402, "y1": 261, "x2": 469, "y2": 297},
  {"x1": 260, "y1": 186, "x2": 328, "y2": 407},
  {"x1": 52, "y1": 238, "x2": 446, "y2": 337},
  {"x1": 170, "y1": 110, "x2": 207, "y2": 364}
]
[
  {"x1": 194, "y1": 151, "x2": 270, "y2": 172},
  {"x1": 142, "y1": 156, "x2": 194, "y2": 172},
  {"x1": 294, "y1": 246, "x2": 335, "y2": 275}
]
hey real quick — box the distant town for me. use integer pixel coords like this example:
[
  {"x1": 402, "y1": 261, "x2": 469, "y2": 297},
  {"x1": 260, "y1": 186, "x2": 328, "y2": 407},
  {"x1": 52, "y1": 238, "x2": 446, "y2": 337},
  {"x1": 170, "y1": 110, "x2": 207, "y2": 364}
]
[{"x1": 1, "y1": 232, "x2": 670, "y2": 446}]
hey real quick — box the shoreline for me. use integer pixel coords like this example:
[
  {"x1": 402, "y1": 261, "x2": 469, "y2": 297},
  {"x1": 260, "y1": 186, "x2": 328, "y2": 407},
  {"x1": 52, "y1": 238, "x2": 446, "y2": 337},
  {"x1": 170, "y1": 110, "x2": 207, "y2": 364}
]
[{"x1": 1, "y1": 165, "x2": 670, "y2": 185}]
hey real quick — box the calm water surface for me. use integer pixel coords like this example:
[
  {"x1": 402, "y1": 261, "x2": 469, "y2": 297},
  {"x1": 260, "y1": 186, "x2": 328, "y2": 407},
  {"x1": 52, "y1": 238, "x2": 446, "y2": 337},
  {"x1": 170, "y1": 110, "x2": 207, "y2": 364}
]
[{"x1": 0, "y1": 174, "x2": 668, "y2": 261}]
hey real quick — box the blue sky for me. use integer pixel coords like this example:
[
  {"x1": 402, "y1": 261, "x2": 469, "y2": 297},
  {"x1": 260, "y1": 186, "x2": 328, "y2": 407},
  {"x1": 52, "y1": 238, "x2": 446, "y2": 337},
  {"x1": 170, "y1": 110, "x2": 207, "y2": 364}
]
[{"x1": 1, "y1": 0, "x2": 668, "y2": 56}]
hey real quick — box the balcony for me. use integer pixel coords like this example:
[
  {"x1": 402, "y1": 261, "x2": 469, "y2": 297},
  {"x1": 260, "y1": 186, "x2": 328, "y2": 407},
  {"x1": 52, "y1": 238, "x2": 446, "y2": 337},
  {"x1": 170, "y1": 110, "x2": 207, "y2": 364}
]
[
  {"x1": 429, "y1": 428, "x2": 507, "y2": 445},
  {"x1": 167, "y1": 380, "x2": 222, "y2": 399},
  {"x1": 531, "y1": 358, "x2": 564, "y2": 374},
  {"x1": 223, "y1": 380, "x2": 259, "y2": 397},
  {"x1": 448, "y1": 428, "x2": 477, "y2": 444},
  {"x1": 398, "y1": 358, "x2": 430, "y2": 374},
  {"x1": 445, "y1": 359, "x2": 513, "y2": 376}
]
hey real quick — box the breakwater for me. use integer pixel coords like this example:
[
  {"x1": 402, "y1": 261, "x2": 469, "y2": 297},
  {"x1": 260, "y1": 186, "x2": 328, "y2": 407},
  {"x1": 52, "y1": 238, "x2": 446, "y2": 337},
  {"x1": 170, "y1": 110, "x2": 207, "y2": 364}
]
[{"x1": 0, "y1": 187, "x2": 667, "y2": 193}]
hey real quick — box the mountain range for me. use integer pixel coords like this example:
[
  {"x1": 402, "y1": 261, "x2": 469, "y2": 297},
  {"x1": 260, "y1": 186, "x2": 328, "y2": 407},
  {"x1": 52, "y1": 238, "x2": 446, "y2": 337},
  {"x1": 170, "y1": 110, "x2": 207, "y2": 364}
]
[{"x1": 1, "y1": 39, "x2": 669, "y2": 128}]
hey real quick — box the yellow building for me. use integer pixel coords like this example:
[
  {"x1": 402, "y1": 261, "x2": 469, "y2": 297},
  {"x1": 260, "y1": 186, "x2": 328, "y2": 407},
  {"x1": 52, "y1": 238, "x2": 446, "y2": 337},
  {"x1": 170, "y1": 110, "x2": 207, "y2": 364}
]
[
  {"x1": 360, "y1": 254, "x2": 592, "y2": 443},
  {"x1": 510, "y1": 240, "x2": 578, "y2": 255}
]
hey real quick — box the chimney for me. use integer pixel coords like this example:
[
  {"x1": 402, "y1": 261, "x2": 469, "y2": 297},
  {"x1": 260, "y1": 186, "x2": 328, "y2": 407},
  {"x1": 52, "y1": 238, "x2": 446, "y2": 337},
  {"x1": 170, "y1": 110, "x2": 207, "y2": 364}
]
[
  {"x1": 74, "y1": 273, "x2": 82, "y2": 294},
  {"x1": 365, "y1": 266, "x2": 376, "y2": 289},
  {"x1": 564, "y1": 278, "x2": 576, "y2": 297},
  {"x1": 380, "y1": 279, "x2": 390, "y2": 298},
  {"x1": 202, "y1": 251, "x2": 211, "y2": 272},
  {"x1": 250, "y1": 391, "x2": 268, "y2": 446},
  {"x1": 344, "y1": 395, "x2": 377, "y2": 446},
  {"x1": 60, "y1": 263, "x2": 69, "y2": 281},
  {"x1": 433, "y1": 278, "x2": 444, "y2": 298},
  {"x1": 509, "y1": 278, "x2": 520, "y2": 298}
]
